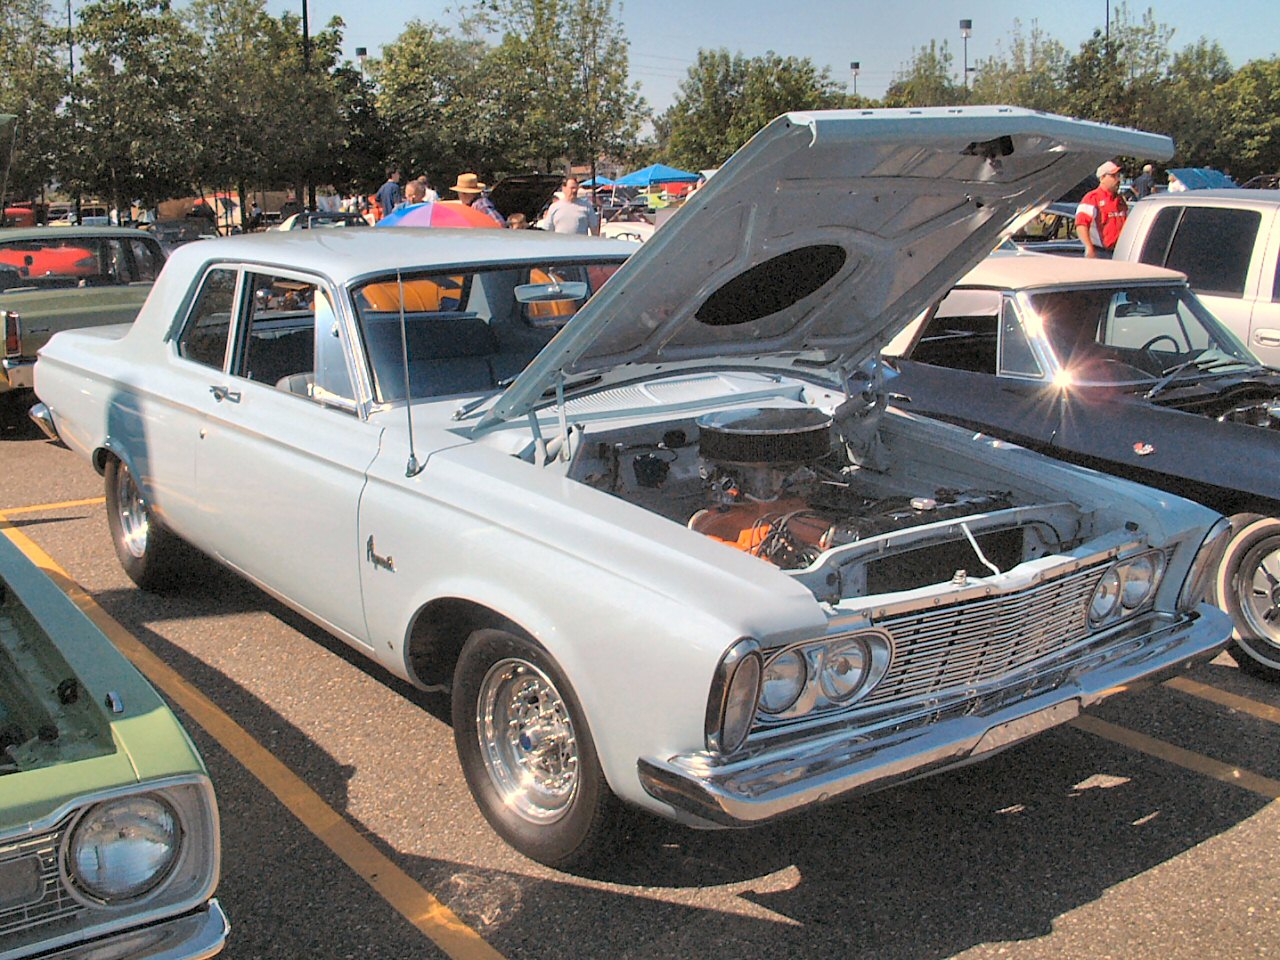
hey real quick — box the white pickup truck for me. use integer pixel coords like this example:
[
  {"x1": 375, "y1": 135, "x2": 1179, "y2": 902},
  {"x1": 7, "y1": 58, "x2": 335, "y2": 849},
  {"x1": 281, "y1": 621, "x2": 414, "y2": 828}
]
[{"x1": 1113, "y1": 189, "x2": 1280, "y2": 367}]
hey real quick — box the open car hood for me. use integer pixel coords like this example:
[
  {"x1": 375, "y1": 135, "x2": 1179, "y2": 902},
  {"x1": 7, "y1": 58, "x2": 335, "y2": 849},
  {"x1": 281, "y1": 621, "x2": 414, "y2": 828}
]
[{"x1": 477, "y1": 107, "x2": 1172, "y2": 432}]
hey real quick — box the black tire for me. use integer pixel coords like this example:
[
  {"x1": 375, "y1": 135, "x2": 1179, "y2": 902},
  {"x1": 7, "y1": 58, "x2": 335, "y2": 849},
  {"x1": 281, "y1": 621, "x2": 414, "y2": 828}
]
[
  {"x1": 452, "y1": 628, "x2": 620, "y2": 869},
  {"x1": 1215, "y1": 513, "x2": 1280, "y2": 682},
  {"x1": 104, "y1": 456, "x2": 187, "y2": 592}
]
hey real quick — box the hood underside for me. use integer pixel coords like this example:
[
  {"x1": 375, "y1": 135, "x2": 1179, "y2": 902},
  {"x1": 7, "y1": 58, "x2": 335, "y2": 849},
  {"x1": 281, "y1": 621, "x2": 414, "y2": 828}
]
[{"x1": 478, "y1": 107, "x2": 1172, "y2": 431}]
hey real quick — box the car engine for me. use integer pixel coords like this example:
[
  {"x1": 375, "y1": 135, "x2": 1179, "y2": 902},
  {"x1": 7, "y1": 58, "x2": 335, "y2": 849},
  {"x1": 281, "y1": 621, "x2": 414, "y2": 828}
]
[{"x1": 570, "y1": 406, "x2": 1036, "y2": 586}]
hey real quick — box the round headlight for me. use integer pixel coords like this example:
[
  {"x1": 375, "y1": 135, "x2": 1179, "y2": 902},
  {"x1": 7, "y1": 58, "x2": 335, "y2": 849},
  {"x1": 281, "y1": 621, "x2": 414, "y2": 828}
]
[
  {"x1": 1090, "y1": 567, "x2": 1123, "y2": 626},
  {"x1": 719, "y1": 653, "x2": 762, "y2": 754},
  {"x1": 820, "y1": 637, "x2": 870, "y2": 702},
  {"x1": 760, "y1": 649, "x2": 807, "y2": 714},
  {"x1": 1120, "y1": 553, "x2": 1160, "y2": 609},
  {"x1": 68, "y1": 795, "x2": 181, "y2": 902}
]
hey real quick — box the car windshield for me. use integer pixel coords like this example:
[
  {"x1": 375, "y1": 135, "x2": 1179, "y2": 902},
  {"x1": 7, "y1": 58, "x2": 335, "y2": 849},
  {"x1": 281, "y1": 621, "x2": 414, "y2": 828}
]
[
  {"x1": 1026, "y1": 283, "x2": 1259, "y2": 385},
  {"x1": 351, "y1": 259, "x2": 624, "y2": 403},
  {"x1": 0, "y1": 235, "x2": 165, "y2": 289}
]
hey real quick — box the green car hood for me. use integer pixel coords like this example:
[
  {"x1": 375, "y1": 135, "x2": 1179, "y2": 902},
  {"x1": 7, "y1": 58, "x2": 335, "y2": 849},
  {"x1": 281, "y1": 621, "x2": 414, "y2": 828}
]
[{"x1": 0, "y1": 533, "x2": 205, "y2": 831}]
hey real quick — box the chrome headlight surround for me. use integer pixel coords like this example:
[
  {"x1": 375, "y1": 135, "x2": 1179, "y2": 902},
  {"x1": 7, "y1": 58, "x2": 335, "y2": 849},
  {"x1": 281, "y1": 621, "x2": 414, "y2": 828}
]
[
  {"x1": 705, "y1": 638, "x2": 763, "y2": 755},
  {"x1": 1179, "y1": 516, "x2": 1232, "y2": 612},
  {"x1": 58, "y1": 777, "x2": 220, "y2": 916},
  {"x1": 756, "y1": 630, "x2": 894, "y2": 724},
  {"x1": 1088, "y1": 549, "x2": 1167, "y2": 629}
]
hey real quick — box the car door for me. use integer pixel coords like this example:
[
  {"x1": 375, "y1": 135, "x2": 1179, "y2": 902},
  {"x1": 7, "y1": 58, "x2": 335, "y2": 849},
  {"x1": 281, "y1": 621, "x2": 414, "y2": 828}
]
[
  {"x1": 889, "y1": 291, "x2": 1063, "y2": 451},
  {"x1": 192, "y1": 267, "x2": 382, "y2": 647}
]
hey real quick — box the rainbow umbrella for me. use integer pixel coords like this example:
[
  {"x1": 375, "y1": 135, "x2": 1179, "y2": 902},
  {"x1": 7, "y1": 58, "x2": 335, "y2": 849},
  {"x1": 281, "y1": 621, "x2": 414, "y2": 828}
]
[{"x1": 376, "y1": 201, "x2": 500, "y2": 228}]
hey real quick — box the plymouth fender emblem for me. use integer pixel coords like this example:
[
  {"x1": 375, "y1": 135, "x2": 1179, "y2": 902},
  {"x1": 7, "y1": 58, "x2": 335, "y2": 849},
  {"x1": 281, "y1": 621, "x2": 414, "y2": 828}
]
[
  {"x1": 1133, "y1": 442, "x2": 1155, "y2": 456},
  {"x1": 366, "y1": 536, "x2": 395, "y2": 572}
]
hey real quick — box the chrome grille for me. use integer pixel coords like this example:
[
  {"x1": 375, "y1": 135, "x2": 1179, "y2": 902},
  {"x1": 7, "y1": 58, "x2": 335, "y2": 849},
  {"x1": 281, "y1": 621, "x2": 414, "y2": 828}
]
[
  {"x1": 0, "y1": 822, "x2": 83, "y2": 938},
  {"x1": 862, "y1": 562, "x2": 1108, "y2": 708}
]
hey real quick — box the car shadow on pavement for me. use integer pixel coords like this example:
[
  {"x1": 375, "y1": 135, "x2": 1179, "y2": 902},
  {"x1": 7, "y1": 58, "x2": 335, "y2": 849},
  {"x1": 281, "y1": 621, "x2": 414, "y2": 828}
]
[{"x1": 82, "y1": 568, "x2": 1274, "y2": 960}]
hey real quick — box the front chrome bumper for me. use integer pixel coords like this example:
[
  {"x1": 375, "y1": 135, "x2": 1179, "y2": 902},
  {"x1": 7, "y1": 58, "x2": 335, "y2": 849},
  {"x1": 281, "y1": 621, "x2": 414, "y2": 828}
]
[
  {"x1": 638, "y1": 607, "x2": 1231, "y2": 827},
  {"x1": 34, "y1": 900, "x2": 228, "y2": 960}
]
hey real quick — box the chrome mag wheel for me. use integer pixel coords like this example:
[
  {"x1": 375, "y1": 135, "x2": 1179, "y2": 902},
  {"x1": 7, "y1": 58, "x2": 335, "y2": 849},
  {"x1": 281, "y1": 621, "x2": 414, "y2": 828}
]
[
  {"x1": 114, "y1": 462, "x2": 150, "y2": 559},
  {"x1": 1235, "y1": 536, "x2": 1280, "y2": 650},
  {"x1": 476, "y1": 658, "x2": 580, "y2": 825}
]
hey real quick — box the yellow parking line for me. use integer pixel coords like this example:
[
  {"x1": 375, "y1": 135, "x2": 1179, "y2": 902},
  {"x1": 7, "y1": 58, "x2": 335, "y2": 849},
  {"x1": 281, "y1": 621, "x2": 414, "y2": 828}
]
[
  {"x1": 1164, "y1": 675, "x2": 1280, "y2": 726},
  {"x1": 1071, "y1": 714, "x2": 1280, "y2": 799},
  {"x1": 1, "y1": 497, "x2": 105, "y2": 515},
  {"x1": 0, "y1": 516, "x2": 507, "y2": 960}
]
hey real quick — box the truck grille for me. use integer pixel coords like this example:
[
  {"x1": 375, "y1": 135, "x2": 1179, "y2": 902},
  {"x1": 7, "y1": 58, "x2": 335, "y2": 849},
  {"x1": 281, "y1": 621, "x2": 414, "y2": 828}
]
[
  {"x1": 862, "y1": 562, "x2": 1107, "y2": 708},
  {"x1": 0, "y1": 821, "x2": 83, "y2": 939}
]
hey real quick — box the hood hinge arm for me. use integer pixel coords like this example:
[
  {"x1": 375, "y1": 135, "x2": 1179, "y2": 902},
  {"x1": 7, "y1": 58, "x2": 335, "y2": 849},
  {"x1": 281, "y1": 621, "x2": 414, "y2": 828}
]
[{"x1": 528, "y1": 410, "x2": 549, "y2": 465}]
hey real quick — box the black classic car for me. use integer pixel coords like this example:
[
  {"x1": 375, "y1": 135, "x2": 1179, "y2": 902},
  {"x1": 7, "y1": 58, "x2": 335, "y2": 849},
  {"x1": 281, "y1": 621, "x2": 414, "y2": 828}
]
[{"x1": 883, "y1": 250, "x2": 1280, "y2": 681}]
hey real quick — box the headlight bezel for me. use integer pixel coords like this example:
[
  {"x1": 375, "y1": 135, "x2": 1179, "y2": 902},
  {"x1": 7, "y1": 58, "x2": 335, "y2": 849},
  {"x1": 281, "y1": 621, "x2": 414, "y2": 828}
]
[
  {"x1": 1179, "y1": 516, "x2": 1232, "y2": 612},
  {"x1": 65, "y1": 793, "x2": 184, "y2": 905},
  {"x1": 51, "y1": 776, "x2": 220, "y2": 920},
  {"x1": 754, "y1": 630, "x2": 894, "y2": 725},
  {"x1": 1088, "y1": 549, "x2": 1167, "y2": 629},
  {"x1": 705, "y1": 637, "x2": 763, "y2": 755}
]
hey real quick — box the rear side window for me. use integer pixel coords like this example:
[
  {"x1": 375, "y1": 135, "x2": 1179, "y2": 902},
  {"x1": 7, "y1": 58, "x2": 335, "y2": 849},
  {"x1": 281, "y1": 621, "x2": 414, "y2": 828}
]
[
  {"x1": 177, "y1": 268, "x2": 237, "y2": 369},
  {"x1": 1146, "y1": 207, "x2": 1260, "y2": 298}
]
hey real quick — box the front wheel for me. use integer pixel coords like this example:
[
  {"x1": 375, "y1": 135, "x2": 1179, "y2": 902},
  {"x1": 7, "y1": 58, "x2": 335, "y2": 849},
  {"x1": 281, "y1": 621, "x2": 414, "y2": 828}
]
[
  {"x1": 104, "y1": 456, "x2": 187, "y2": 592},
  {"x1": 452, "y1": 628, "x2": 620, "y2": 868},
  {"x1": 1215, "y1": 514, "x2": 1280, "y2": 682}
]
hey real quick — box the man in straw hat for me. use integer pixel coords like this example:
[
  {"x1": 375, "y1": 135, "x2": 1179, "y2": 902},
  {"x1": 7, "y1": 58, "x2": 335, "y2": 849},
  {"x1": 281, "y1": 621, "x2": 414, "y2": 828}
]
[{"x1": 450, "y1": 173, "x2": 505, "y2": 226}]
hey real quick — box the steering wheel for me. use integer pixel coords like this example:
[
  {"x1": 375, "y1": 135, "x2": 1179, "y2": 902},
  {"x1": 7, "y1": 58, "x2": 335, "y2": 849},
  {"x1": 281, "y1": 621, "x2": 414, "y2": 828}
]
[{"x1": 1139, "y1": 334, "x2": 1180, "y2": 354}]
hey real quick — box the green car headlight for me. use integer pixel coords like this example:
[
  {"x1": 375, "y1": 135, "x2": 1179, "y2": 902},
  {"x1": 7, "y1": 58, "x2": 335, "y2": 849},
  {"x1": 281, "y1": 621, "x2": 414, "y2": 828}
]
[
  {"x1": 67, "y1": 795, "x2": 182, "y2": 902},
  {"x1": 1090, "y1": 551, "x2": 1166, "y2": 628}
]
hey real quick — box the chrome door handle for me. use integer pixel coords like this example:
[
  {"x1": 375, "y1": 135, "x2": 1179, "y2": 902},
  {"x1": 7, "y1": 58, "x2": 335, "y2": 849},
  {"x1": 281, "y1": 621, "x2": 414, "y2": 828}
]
[
  {"x1": 209, "y1": 385, "x2": 241, "y2": 403},
  {"x1": 1253, "y1": 329, "x2": 1280, "y2": 347}
]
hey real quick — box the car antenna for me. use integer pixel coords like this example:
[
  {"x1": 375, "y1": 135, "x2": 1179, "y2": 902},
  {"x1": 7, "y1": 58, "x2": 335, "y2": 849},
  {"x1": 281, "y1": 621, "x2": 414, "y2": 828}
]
[{"x1": 397, "y1": 269, "x2": 424, "y2": 477}]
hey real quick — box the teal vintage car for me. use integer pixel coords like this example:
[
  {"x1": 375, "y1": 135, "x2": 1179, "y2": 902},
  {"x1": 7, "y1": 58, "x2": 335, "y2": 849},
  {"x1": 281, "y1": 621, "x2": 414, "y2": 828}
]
[
  {"x1": 0, "y1": 227, "x2": 165, "y2": 407},
  {"x1": 0, "y1": 532, "x2": 226, "y2": 958}
]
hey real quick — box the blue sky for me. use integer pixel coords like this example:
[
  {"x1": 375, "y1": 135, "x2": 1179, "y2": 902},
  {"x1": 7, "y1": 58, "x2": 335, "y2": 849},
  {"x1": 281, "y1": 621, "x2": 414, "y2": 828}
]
[{"x1": 279, "y1": 0, "x2": 1277, "y2": 111}]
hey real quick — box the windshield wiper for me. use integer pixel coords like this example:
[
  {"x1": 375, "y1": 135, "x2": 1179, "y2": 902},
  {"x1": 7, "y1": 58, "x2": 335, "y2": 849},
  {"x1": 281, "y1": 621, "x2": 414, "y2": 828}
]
[{"x1": 1145, "y1": 355, "x2": 1249, "y2": 400}]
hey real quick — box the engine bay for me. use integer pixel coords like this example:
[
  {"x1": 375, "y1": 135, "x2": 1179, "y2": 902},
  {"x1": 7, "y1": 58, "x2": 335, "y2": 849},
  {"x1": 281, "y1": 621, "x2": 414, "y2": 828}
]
[{"x1": 569, "y1": 404, "x2": 1078, "y2": 598}]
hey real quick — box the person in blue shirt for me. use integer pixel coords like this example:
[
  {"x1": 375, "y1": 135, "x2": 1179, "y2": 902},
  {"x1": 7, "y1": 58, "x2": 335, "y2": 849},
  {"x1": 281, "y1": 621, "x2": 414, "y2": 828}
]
[{"x1": 375, "y1": 169, "x2": 402, "y2": 221}]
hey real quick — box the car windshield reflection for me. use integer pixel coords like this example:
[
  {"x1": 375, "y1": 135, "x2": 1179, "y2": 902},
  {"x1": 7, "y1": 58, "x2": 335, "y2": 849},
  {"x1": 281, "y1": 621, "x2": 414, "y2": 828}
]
[{"x1": 1027, "y1": 284, "x2": 1258, "y2": 385}]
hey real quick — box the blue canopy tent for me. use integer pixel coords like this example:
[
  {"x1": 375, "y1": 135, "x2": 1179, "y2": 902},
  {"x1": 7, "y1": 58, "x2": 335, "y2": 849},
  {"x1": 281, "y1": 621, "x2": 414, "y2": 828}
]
[
  {"x1": 579, "y1": 176, "x2": 614, "y2": 187},
  {"x1": 614, "y1": 164, "x2": 700, "y2": 187}
]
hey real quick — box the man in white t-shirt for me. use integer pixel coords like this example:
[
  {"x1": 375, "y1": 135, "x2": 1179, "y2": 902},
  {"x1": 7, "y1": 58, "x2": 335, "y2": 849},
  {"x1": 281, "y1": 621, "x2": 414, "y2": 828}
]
[{"x1": 544, "y1": 178, "x2": 599, "y2": 235}]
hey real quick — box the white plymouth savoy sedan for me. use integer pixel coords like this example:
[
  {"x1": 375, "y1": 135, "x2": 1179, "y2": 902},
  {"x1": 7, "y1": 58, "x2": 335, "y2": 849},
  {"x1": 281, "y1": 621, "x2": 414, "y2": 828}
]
[{"x1": 32, "y1": 108, "x2": 1231, "y2": 868}]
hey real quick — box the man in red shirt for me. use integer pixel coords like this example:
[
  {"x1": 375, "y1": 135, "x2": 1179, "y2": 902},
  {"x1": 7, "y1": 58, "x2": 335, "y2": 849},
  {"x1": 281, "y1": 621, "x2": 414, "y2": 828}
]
[{"x1": 1075, "y1": 160, "x2": 1128, "y2": 258}]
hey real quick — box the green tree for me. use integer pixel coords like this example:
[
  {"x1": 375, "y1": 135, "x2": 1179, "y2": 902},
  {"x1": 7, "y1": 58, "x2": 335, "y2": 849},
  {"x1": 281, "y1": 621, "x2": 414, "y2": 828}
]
[
  {"x1": 476, "y1": 0, "x2": 647, "y2": 172},
  {"x1": 970, "y1": 20, "x2": 1070, "y2": 112},
  {"x1": 66, "y1": 0, "x2": 202, "y2": 212},
  {"x1": 372, "y1": 19, "x2": 493, "y2": 185},
  {"x1": 0, "y1": 0, "x2": 68, "y2": 204},
  {"x1": 883, "y1": 41, "x2": 965, "y2": 107},
  {"x1": 1216, "y1": 58, "x2": 1280, "y2": 179},
  {"x1": 660, "y1": 48, "x2": 841, "y2": 170}
]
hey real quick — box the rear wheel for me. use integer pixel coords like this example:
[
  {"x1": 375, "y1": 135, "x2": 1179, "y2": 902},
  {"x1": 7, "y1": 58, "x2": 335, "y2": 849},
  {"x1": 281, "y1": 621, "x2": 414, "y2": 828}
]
[
  {"x1": 452, "y1": 628, "x2": 620, "y2": 868},
  {"x1": 1215, "y1": 514, "x2": 1280, "y2": 682},
  {"x1": 104, "y1": 456, "x2": 186, "y2": 592}
]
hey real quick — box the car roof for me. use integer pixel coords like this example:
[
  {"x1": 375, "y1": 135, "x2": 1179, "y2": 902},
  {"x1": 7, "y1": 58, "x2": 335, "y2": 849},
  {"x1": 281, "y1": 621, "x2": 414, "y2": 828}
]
[
  {"x1": 956, "y1": 251, "x2": 1187, "y2": 290},
  {"x1": 1136, "y1": 188, "x2": 1280, "y2": 208},
  {"x1": 161, "y1": 227, "x2": 638, "y2": 285}
]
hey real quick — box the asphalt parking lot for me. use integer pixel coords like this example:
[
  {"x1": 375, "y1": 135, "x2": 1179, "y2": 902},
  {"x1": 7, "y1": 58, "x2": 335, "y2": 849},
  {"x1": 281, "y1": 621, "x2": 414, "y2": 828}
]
[{"x1": 3, "y1": 411, "x2": 1278, "y2": 960}]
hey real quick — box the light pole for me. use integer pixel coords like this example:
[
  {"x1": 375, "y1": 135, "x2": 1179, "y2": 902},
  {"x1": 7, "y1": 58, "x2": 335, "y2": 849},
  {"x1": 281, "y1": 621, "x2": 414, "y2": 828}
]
[
  {"x1": 356, "y1": 46, "x2": 367, "y2": 80},
  {"x1": 959, "y1": 19, "x2": 972, "y2": 89},
  {"x1": 850, "y1": 61, "x2": 860, "y2": 98}
]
